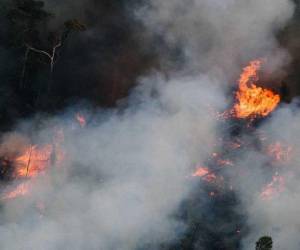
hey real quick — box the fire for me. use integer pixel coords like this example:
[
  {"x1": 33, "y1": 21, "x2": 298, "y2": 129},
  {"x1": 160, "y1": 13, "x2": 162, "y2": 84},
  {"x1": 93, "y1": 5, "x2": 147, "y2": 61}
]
[
  {"x1": 76, "y1": 113, "x2": 86, "y2": 127},
  {"x1": 2, "y1": 144, "x2": 53, "y2": 200},
  {"x1": 192, "y1": 166, "x2": 217, "y2": 182},
  {"x1": 2, "y1": 130, "x2": 65, "y2": 201},
  {"x1": 14, "y1": 144, "x2": 53, "y2": 178},
  {"x1": 233, "y1": 60, "x2": 280, "y2": 119},
  {"x1": 260, "y1": 174, "x2": 285, "y2": 200}
]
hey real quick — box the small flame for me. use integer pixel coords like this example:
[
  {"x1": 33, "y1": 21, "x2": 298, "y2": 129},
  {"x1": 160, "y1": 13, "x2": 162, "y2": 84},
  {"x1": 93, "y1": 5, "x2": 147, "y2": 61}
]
[
  {"x1": 14, "y1": 144, "x2": 53, "y2": 178},
  {"x1": 192, "y1": 166, "x2": 217, "y2": 182},
  {"x1": 76, "y1": 113, "x2": 86, "y2": 127},
  {"x1": 233, "y1": 60, "x2": 280, "y2": 119},
  {"x1": 2, "y1": 130, "x2": 65, "y2": 201}
]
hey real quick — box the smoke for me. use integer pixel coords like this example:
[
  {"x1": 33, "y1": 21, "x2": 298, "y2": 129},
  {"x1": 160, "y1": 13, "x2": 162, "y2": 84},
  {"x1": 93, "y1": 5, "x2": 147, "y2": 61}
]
[
  {"x1": 0, "y1": 0, "x2": 298, "y2": 249},
  {"x1": 228, "y1": 100, "x2": 300, "y2": 250},
  {"x1": 138, "y1": 0, "x2": 294, "y2": 77},
  {"x1": 0, "y1": 75, "x2": 225, "y2": 250},
  {"x1": 44, "y1": 0, "x2": 90, "y2": 22},
  {"x1": 135, "y1": 0, "x2": 298, "y2": 249}
]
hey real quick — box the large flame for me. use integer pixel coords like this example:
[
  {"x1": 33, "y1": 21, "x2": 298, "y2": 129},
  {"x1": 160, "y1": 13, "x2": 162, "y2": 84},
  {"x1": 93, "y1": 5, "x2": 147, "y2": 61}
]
[{"x1": 233, "y1": 60, "x2": 280, "y2": 119}]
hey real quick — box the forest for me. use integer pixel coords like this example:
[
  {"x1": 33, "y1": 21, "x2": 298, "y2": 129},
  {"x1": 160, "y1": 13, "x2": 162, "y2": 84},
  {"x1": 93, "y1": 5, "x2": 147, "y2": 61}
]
[{"x1": 0, "y1": 1, "x2": 300, "y2": 250}]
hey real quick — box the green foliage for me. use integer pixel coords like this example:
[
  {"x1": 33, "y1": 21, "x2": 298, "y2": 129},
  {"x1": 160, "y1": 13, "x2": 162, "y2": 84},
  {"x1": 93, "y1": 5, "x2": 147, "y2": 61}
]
[{"x1": 256, "y1": 236, "x2": 273, "y2": 250}]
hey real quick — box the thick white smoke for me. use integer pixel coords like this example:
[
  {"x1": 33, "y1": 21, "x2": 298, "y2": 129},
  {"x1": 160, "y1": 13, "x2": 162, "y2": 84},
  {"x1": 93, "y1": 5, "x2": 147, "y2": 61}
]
[
  {"x1": 0, "y1": 75, "x2": 225, "y2": 250},
  {"x1": 233, "y1": 101, "x2": 300, "y2": 250},
  {"x1": 0, "y1": 0, "x2": 297, "y2": 249},
  {"x1": 137, "y1": 0, "x2": 297, "y2": 249},
  {"x1": 138, "y1": 0, "x2": 294, "y2": 76}
]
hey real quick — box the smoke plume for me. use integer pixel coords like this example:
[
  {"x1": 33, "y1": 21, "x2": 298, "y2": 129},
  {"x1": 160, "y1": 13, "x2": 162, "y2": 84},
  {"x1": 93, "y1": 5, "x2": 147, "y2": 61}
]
[
  {"x1": 0, "y1": 0, "x2": 299, "y2": 249},
  {"x1": 0, "y1": 75, "x2": 225, "y2": 249}
]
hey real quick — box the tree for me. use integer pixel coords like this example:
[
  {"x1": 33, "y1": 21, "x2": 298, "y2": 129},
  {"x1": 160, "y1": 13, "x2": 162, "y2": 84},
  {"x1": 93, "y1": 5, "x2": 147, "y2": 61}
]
[
  {"x1": 256, "y1": 236, "x2": 273, "y2": 250},
  {"x1": 25, "y1": 19, "x2": 86, "y2": 74},
  {"x1": 7, "y1": 0, "x2": 52, "y2": 88},
  {"x1": 7, "y1": 1, "x2": 86, "y2": 91}
]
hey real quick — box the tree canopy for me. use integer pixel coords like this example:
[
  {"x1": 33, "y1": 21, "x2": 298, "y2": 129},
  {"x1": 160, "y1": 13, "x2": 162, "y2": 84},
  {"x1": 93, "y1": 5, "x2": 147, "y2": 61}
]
[{"x1": 256, "y1": 236, "x2": 273, "y2": 250}]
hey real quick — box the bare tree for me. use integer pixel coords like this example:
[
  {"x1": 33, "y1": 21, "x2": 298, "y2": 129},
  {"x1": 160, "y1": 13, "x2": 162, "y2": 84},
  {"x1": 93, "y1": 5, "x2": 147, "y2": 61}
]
[
  {"x1": 25, "y1": 38, "x2": 62, "y2": 73},
  {"x1": 21, "y1": 19, "x2": 86, "y2": 90}
]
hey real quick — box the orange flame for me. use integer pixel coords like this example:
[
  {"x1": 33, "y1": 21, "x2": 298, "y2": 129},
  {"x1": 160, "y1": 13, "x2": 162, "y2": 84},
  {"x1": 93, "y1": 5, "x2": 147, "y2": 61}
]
[
  {"x1": 233, "y1": 60, "x2": 280, "y2": 119},
  {"x1": 2, "y1": 130, "x2": 65, "y2": 200},
  {"x1": 14, "y1": 144, "x2": 53, "y2": 178}
]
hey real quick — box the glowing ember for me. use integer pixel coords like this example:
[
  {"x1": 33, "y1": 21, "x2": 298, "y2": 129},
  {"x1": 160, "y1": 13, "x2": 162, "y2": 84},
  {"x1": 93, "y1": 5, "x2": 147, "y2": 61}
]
[
  {"x1": 14, "y1": 144, "x2": 53, "y2": 178},
  {"x1": 76, "y1": 113, "x2": 86, "y2": 127},
  {"x1": 260, "y1": 174, "x2": 285, "y2": 200},
  {"x1": 267, "y1": 142, "x2": 292, "y2": 164},
  {"x1": 192, "y1": 166, "x2": 217, "y2": 182},
  {"x1": 2, "y1": 182, "x2": 30, "y2": 200},
  {"x1": 233, "y1": 60, "x2": 280, "y2": 119}
]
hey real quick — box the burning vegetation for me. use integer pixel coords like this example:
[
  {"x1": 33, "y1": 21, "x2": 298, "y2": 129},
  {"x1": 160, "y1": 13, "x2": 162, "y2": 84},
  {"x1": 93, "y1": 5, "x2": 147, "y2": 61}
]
[
  {"x1": 0, "y1": 57, "x2": 291, "y2": 250},
  {"x1": 1, "y1": 0, "x2": 300, "y2": 249},
  {"x1": 192, "y1": 59, "x2": 286, "y2": 201},
  {"x1": 233, "y1": 60, "x2": 280, "y2": 119},
  {"x1": 0, "y1": 129, "x2": 65, "y2": 201}
]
